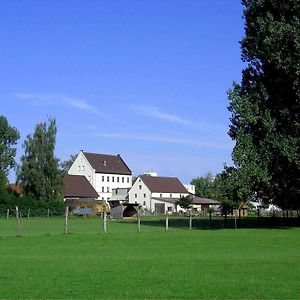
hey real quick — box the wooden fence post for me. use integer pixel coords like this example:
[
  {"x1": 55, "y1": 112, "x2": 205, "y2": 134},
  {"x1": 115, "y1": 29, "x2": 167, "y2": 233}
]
[
  {"x1": 64, "y1": 206, "x2": 69, "y2": 235},
  {"x1": 27, "y1": 209, "x2": 30, "y2": 219},
  {"x1": 165, "y1": 213, "x2": 169, "y2": 231},
  {"x1": 189, "y1": 211, "x2": 192, "y2": 230},
  {"x1": 6, "y1": 209, "x2": 9, "y2": 220},
  {"x1": 16, "y1": 206, "x2": 21, "y2": 236},
  {"x1": 137, "y1": 210, "x2": 141, "y2": 233},
  {"x1": 103, "y1": 211, "x2": 107, "y2": 233}
]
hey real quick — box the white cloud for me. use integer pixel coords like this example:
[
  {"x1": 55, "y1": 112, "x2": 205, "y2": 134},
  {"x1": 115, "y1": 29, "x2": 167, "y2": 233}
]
[
  {"x1": 92, "y1": 132, "x2": 232, "y2": 150},
  {"x1": 131, "y1": 105, "x2": 226, "y2": 134},
  {"x1": 14, "y1": 92, "x2": 100, "y2": 115}
]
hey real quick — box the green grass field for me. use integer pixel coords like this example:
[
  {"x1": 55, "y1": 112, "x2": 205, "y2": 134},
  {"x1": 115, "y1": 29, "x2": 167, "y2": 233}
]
[{"x1": 0, "y1": 216, "x2": 300, "y2": 299}]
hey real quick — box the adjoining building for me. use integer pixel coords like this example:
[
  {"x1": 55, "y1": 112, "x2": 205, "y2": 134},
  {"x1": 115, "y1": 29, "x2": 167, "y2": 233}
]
[
  {"x1": 64, "y1": 174, "x2": 104, "y2": 215},
  {"x1": 128, "y1": 173, "x2": 189, "y2": 214},
  {"x1": 68, "y1": 151, "x2": 132, "y2": 201}
]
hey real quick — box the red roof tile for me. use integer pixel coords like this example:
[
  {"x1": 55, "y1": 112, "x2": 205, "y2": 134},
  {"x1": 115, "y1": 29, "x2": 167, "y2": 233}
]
[
  {"x1": 64, "y1": 175, "x2": 99, "y2": 198},
  {"x1": 83, "y1": 152, "x2": 131, "y2": 175},
  {"x1": 141, "y1": 175, "x2": 188, "y2": 193}
]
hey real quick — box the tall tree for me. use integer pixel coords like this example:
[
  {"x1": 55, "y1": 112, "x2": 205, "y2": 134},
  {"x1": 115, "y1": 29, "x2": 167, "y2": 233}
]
[
  {"x1": 17, "y1": 118, "x2": 63, "y2": 201},
  {"x1": 228, "y1": 0, "x2": 300, "y2": 209},
  {"x1": 191, "y1": 172, "x2": 216, "y2": 199},
  {"x1": 0, "y1": 116, "x2": 20, "y2": 192}
]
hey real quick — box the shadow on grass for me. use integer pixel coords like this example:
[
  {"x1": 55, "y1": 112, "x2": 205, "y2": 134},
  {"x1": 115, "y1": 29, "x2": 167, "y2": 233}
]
[{"x1": 117, "y1": 216, "x2": 300, "y2": 230}]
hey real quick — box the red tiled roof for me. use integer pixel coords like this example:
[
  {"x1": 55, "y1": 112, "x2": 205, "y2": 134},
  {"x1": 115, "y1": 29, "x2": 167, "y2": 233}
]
[
  {"x1": 8, "y1": 184, "x2": 22, "y2": 195},
  {"x1": 141, "y1": 175, "x2": 188, "y2": 193},
  {"x1": 83, "y1": 152, "x2": 131, "y2": 175},
  {"x1": 64, "y1": 175, "x2": 99, "y2": 198}
]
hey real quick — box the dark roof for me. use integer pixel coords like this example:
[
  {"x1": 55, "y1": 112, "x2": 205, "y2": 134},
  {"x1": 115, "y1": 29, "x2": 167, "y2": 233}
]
[
  {"x1": 189, "y1": 194, "x2": 220, "y2": 205},
  {"x1": 83, "y1": 152, "x2": 132, "y2": 175},
  {"x1": 64, "y1": 175, "x2": 99, "y2": 198},
  {"x1": 140, "y1": 175, "x2": 188, "y2": 193}
]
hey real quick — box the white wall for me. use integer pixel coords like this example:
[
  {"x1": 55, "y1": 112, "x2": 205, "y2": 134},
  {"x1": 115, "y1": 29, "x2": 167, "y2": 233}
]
[
  {"x1": 128, "y1": 177, "x2": 151, "y2": 209},
  {"x1": 68, "y1": 152, "x2": 95, "y2": 186},
  {"x1": 95, "y1": 173, "x2": 132, "y2": 200}
]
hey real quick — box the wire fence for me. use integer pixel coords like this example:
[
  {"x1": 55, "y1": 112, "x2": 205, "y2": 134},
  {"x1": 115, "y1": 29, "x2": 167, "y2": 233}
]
[{"x1": 1, "y1": 210, "x2": 300, "y2": 237}]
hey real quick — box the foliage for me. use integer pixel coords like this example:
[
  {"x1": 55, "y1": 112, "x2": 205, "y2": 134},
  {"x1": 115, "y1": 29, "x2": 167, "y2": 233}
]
[
  {"x1": 0, "y1": 116, "x2": 20, "y2": 191},
  {"x1": 17, "y1": 118, "x2": 64, "y2": 202},
  {"x1": 228, "y1": 0, "x2": 300, "y2": 209},
  {"x1": 175, "y1": 195, "x2": 193, "y2": 210},
  {"x1": 60, "y1": 153, "x2": 77, "y2": 174},
  {"x1": 191, "y1": 172, "x2": 216, "y2": 199}
]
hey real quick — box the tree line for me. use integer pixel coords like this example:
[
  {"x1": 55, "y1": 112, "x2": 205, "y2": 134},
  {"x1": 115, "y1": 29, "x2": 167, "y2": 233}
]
[{"x1": 0, "y1": 116, "x2": 65, "y2": 214}]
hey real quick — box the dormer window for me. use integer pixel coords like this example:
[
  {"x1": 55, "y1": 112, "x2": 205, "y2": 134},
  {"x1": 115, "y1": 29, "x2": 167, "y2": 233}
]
[{"x1": 103, "y1": 160, "x2": 107, "y2": 166}]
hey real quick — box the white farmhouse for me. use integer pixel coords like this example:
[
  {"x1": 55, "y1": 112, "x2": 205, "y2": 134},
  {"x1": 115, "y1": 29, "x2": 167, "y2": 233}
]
[
  {"x1": 68, "y1": 151, "x2": 132, "y2": 200},
  {"x1": 128, "y1": 174, "x2": 189, "y2": 213}
]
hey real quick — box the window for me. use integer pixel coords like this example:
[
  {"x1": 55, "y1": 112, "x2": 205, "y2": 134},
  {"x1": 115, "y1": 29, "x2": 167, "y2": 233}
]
[
  {"x1": 167, "y1": 207, "x2": 172, "y2": 212},
  {"x1": 112, "y1": 176, "x2": 114, "y2": 182},
  {"x1": 143, "y1": 194, "x2": 146, "y2": 198},
  {"x1": 82, "y1": 165, "x2": 85, "y2": 171},
  {"x1": 139, "y1": 185, "x2": 142, "y2": 190},
  {"x1": 102, "y1": 176, "x2": 104, "y2": 182},
  {"x1": 117, "y1": 177, "x2": 119, "y2": 183},
  {"x1": 107, "y1": 187, "x2": 110, "y2": 193},
  {"x1": 135, "y1": 194, "x2": 137, "y2": 198},
  {"x1": 102, "y1": 187, "x2": 104, "y2": 193},
  {"x1": 143, "y1": 201, "x2": 146, "y2": 206},
  {"x1": 88, "y1": 175, "x2": 91, "y2": 182},
  {"x1": 160, "y1": 194, "x2": 162, "y2": 198},
  {"x1": 139, "y1": 179, "x2": 141, "y2": 182},
  {"x1": 170, "y1": 194, "x2": 172, "y2": 198},
  {"x1": 127, "y1": 177, "x2": 129, "y2": 183},
  {"x1": 122, "y1": 177, "x2": 124, "y2": 183},
  {"x1": 107, "y1": 176, "x2": 109, "y2": 182},
  {"x1": 78, "y1": 165, "x2": 81, "y2": 172},
  {"x1": 103, "y1": 160, "x2": 107, "y2": 166},
  {"x1": 102, "y1": 197, "x2": 104, "y2": 200}
]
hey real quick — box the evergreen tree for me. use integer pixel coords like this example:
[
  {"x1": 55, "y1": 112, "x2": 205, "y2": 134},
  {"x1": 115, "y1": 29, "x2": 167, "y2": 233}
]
[
  {"x1": 17, "y1": 118, "x2": 64, "y2": 202},
  {"x1": 228, "y1": 0, "x2": 300, "y2": 209},
  {"x1": 0, "y1": 116, "x2": 20, "y2": 192}
]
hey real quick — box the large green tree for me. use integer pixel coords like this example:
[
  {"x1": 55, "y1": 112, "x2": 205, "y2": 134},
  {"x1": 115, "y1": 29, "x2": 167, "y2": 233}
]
[
  {"x1": 0, "y1": 116, "x2": 20, "y2": 192},
  {"x1": 17, "y1": 118, "x2": 64, "y2": 202},
  {"x1": 228, "y1": 0, "x2": 300, "y2": 210}
]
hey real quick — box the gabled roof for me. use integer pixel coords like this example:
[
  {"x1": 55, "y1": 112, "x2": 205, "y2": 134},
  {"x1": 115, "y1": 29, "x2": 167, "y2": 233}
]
[
  {"x1": 140, "y1": 175, "x2": 188, "y2": 194},
  {"x1": 64, "y1": 175, "x2": 99, "y2": 198},
  {"x1": 83, "y1": 152, "x2": 132, "y2": 175}
]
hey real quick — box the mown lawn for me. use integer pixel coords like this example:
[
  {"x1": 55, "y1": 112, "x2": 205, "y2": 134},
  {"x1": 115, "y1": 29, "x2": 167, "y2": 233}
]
[{"x1": 0, "y1": 217, "x2": 299, "y2": 299}]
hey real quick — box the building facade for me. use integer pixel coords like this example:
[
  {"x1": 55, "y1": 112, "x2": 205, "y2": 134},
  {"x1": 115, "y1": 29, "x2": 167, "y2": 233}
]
[
  {"x1": 68, "y1": 151, "x2": 132, "y2": 200},
  {"x1": 128, "y1": 174, "x2": 189, "y2": 213}
]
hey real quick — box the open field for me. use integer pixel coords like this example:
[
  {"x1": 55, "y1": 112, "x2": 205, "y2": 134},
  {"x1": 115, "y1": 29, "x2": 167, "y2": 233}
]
[{"x1": 1, "y1": 217, "x2": 300, "y2": 299}]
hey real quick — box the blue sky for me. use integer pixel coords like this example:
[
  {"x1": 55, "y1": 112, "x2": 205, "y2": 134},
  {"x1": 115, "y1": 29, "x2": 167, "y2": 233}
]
[{"x1": 0, "y1": 0, "x2": 244, "y2": 184}]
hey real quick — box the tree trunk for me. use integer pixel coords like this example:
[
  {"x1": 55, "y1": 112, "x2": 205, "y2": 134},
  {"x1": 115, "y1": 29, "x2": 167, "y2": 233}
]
[
  {"x1": 6, "y1": 209, "x2": 9, "y2": 220},
  {"x1": 137, "y1": 210, "x2": 141, "y2": 233}
]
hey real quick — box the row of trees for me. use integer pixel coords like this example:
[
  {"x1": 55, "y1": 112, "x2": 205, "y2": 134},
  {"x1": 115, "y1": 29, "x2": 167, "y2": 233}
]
[{"x1": 0, "y1": 116, "x2": 65, "y2": 212}]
